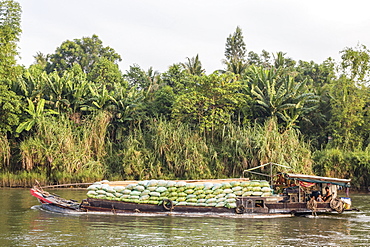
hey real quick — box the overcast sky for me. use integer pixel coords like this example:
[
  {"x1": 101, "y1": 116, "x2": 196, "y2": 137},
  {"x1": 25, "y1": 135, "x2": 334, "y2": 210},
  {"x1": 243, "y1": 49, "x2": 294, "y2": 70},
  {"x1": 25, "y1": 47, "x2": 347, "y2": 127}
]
[{"x1": 16, "y1": 0, "x2": 370, "y2": 74}]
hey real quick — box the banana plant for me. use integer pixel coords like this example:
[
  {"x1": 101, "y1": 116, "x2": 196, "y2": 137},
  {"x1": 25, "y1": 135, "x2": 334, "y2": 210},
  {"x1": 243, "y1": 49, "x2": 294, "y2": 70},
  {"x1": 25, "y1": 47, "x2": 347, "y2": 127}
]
[
  {"x1": 248, "y1": 65, "x2": 318, "y2": 129},
  {"x1": 16, "y1": 98, "x2": 59, "y2": 133}
]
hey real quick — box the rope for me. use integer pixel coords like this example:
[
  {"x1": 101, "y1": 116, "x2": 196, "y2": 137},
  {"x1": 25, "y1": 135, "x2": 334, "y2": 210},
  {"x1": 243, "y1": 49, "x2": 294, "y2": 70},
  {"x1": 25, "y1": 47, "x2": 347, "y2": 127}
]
[{"x1": 330, "y1": 198, "x2": 344, "y2": 213}]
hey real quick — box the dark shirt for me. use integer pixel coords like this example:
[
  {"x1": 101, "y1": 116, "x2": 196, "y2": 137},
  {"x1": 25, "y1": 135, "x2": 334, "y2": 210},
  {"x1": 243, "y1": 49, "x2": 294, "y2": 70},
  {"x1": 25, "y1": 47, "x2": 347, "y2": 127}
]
[{"x1": 323, "y1": 192, "x2": 332, "y2": 202}]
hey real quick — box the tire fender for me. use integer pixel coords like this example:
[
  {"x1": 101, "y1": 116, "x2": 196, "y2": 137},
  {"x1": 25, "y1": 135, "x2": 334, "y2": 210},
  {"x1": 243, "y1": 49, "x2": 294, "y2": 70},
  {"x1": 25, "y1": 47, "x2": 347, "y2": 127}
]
[
  {"x1": 235, "y1": 204, "x2": 245, "y2": 214},
  {"x1": 162, "y1": 199, "x2": 174, "y2": 211}
]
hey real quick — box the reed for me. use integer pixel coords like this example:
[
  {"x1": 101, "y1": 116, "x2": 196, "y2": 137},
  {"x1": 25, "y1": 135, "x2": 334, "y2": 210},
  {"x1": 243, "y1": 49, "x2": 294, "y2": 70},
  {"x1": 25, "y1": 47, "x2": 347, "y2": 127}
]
[
  {"x1": 115, "y1": 120, "x2": 214, "y2": 180},
  {"x1": 120, "y1": 130, "x2": 155, "y2": 180},
  {"x1": 82, "y1": 111, "x2": 111, "y2": 160},
  {"x1": 214, "y1": 118, "x2": 313, "y2": 177},
  {"x1": 18, "y1": 112, "x2": 109, "y2": 184},
  {"x1": 254, "y1": 118, "x2": 313, "y2": 174},
  {"x1": 149, "y1": 120, "x2": 213, "y2": 179},
  {"x1": 116, "y1": 118, "x2": 313, "y2": 181},
  {"x1": 0, "y1": 171, "x2": 48, "y2": 187},
  {"x1": 0, "y1": 134, "x2": 10, "y2": 169},
  {"x1": 12, "y1": 114, "x2": 314, "y2": 185}
]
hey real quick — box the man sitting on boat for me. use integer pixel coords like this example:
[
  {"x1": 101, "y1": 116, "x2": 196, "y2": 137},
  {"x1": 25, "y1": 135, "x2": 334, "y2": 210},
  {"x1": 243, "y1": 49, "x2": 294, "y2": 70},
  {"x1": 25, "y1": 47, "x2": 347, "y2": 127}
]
[{"x1": 322, "y1": 187, "x2": 332, "y2": 202}]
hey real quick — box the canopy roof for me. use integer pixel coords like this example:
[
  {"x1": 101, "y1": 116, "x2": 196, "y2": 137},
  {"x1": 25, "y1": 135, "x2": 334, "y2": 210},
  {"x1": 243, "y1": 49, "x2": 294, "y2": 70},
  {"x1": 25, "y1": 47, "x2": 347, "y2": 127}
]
[{"x1": 285, "y1": 173, "x2": 351, "y2": 187}]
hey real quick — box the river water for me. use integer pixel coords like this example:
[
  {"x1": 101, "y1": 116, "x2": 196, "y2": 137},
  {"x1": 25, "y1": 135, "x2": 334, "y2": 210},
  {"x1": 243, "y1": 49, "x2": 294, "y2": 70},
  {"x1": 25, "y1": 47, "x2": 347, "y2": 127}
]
[{"x1": 0, "y1": 188, "x2": 369, "y2": 246}]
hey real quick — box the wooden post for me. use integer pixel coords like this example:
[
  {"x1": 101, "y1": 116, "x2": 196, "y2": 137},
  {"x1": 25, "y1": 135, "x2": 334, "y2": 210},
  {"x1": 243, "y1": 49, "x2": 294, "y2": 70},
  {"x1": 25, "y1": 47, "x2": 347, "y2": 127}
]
[{"x1": 298, "y1": 179, "x2": 301, "y2": 203}]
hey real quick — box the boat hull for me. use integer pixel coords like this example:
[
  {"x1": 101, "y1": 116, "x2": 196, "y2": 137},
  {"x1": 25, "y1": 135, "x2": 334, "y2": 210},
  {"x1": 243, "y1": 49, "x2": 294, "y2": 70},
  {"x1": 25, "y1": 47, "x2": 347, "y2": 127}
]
[{"x1": 30, "y1": 187, "x2": 345, "y2": 217}]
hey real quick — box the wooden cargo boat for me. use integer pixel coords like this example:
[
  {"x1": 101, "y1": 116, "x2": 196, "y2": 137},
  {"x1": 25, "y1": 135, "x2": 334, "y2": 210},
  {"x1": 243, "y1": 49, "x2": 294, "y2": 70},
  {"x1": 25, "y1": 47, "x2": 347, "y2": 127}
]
[{"x1": 30, "y1": 170, "x2": 354, "y2": 217}]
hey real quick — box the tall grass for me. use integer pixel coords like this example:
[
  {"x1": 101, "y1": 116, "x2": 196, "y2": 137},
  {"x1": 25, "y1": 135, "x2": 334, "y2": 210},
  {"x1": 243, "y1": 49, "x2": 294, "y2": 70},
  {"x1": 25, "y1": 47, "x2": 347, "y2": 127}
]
[
  {"x1": 0, "y1": 171, "x2": 48, "y2": 187},
  {"x1": 253, "y1": 119, "x2": 313, "y2": 174},
  {"x1": 149, "y1": 120, "x2": 214, "y2": 179},
  {"x1": 115, "y1": 118, "x2": 313, "y2": 180},
  {"x1": 5, "y1": 114, "x2": 315, "y2": 186},
  {"x1": 117, "y1": 120, "x2": 214, "y2": 180},
  {"x1": 0, "y1": 134, "x2": 10, "y2": 169},
  {"x1": 215, "y1": 118, "x2": 313, "y2": 177},
  {"x1": 19, "y1": 112, "x2": 109, "y2": 185}
]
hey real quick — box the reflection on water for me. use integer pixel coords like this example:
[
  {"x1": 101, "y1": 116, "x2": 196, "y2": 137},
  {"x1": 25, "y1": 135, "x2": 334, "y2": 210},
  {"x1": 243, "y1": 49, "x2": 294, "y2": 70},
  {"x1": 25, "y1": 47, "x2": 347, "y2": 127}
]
[{"x1": 0, "y1": 189, "x2": 369, "y2": 246}]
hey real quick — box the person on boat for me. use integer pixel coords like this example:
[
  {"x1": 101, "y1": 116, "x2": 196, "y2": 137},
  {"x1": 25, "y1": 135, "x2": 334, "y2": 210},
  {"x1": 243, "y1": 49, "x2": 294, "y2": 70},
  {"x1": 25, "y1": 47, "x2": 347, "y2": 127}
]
[
  {"x1": 322, "y1": 187, "x2": 332, "y2": 202},
  {"x1": 316, "y1": 194, "x2": 323, "y2": 202}
]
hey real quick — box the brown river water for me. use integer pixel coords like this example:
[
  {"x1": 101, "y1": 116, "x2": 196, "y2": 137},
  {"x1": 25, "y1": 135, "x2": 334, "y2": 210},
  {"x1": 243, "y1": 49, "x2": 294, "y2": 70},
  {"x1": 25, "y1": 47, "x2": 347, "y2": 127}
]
[{"x1": 0, "y1": 188, "x2": 369, "y2": 246}]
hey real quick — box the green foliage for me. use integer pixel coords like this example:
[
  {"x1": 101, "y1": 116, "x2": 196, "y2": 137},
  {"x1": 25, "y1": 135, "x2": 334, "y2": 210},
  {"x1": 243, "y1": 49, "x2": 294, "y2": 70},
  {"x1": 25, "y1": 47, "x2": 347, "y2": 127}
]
[
  {"x1": 273, "y1": 52, "x2": 296, "y2": 69},
  {"x1": 172, "y1": 72, "x2": 245, "y2": 135},
  {"x1": 224, "y1": 26, "x2": 246, "y2": 64},
  {"x1": 313, "y1": 148, "x2": 370, "y2": 189},
  {"x1": 87, "y1": 57, "x2": 125, "y2": 88},
  {"x1": 125, "y1": 64, "x2": 159, "y2": 91},
  {"x1": 2, "y1": 17, "x2": 370, "y2": 189},
  {"x1": 146, "y1": 85, "x2": 175, "y2": 119},
  {"x1": 117, "y1": 120, "x2": 214, "y2": 180},
  {"x1": 16, "y1": 98, "x2": 59, "y2": 133},
  {"x1": 296, "y1": 59, "x2": 336, "y2": 87},
  {"x1": 0, "y1": 134, "x2": 10, "y2": 169},
  {"x1": 295, "y1": 59, "x2": 336, "y2": 148},
  {"x1": 161, "y1": 63, "x2": 191, "y2": 93},
  {"x1": 0, "y1": 82, "x2": 21, "y2": 133},
  {"x1": 46, "y1": 34, "x2": 122, "y2": 74},
  {"x1": 18, "y1": 113, "x2": 109, "y2": 183},
  {"x1": 0, "y1": 0, "x2": 22, "y2": 80},
  {"x1": 340, "y1": 44, "x2": 370, "y2": 83},
  {"x1": 115, "y1": 119, "x2": 312, "y2": 180},
  {"x1": 247, "y1": 65, "x2": 318, "y2": 129},
  {"x1": 149, "y1": 120, "x2": 214, "y2": 179},
  {"x1": 215, "y1": 119, "x2": 313, "y2": 176},
  {"x1": 181, "y1": 54, "x2": 205, "y2": 75},
  {"x1": 0, "y1": 170, "x2": 48, "y2": 187},
  {"x1": 327, "y1": 76, "x2": 367, "y2": 150}
]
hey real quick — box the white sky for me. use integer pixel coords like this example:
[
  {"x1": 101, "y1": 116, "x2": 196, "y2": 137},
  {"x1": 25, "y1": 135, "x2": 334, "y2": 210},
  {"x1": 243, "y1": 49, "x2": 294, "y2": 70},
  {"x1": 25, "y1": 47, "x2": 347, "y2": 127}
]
[{"x1": 16, "y1": 0, "x2": 370, "y2": 74}]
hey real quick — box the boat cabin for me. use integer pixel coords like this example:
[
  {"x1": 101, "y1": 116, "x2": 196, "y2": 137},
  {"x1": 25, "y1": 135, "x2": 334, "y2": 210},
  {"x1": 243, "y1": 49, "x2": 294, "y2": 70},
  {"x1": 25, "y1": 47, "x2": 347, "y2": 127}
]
[{"x1": 280, "y1": 173, "x2": 351, "y2": 203}]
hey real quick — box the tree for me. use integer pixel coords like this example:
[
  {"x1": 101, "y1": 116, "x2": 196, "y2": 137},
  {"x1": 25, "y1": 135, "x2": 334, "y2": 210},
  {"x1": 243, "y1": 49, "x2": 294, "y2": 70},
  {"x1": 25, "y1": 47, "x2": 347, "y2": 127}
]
[
  {"x1": 0, "y1": 0, "x2": 22, "y2": 80},
  {"x1": 260, "y1": 50, "x2": 272, "y2": 68},
  {"x1": 295, "y1": 59, "x2": 336, "y2": 148},
  {"x1": 224, "y1": 26, "x2": 247, "y2": 75},
  {"x1": 225, "y1": 57, "x2": 248, "y2": 75},
  {"x1": 247, "y1": 65, "x2": 318, "y2": 130},
  {"x1": 46, "y1": 34, "x2": 122, "y2": 74},
  {"x1": 340, "y1": 44, "x2": 370, "y2": 84},
  {"x1": 146, "y1": 85, "x2": 175, "y2": 119},
  {"x1": 125, "y1": 64, "x2": 159, "y2": 91},
  {"x1": 224, "y1": 26, "x2": 246, "y2": 63},
  {"x1": 181, "y1": 54, "x2": 205, "y2": 75},
  {"x1": 273, "y1": 52, "x2": 296, "y2": 70},
  {"x1": 0, "y1": 82, "x2": 21, "y2": 133},
  {"x1": 247, "y1": 51, "x2": 261, "y2": 66},
  {"x1": 161, "y1": 64, "x2": 190, "y2": 93},
  {"x1": 87, "y1": 57, "x2": 125, "y2": 90},
  {"x1": 15, "y1": 64, "x2": 92, "y2": 119},
  {"x1": 328, "y1": 76, "x2": 367, "y2": 150},
  {"x1": 172, "y1": 72, "x2": 245, "y2": 136},
  {"x1": 325, "y1": 44, "x2": 370, "y2": 150},
  {"x1": 33, "y1": 52, "x2": 48, "y2": 68},
  {"x1": 247, "y1": 50, "x2": 272, "y2": 68}
]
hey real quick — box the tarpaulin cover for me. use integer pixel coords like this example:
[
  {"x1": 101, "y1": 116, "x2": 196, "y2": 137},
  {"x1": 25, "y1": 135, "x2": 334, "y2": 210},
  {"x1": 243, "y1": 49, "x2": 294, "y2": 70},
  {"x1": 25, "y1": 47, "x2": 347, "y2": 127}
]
[{"x1": 285, "y1": 173, "x2": 351, "y2": 187}]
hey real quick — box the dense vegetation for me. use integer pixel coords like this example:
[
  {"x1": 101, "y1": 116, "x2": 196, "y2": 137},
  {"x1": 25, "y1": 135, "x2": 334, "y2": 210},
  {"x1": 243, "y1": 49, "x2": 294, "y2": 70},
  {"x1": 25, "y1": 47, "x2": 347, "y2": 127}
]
[{"x1": 1, "y1": 1, "x2": 370, "y2": 189}]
